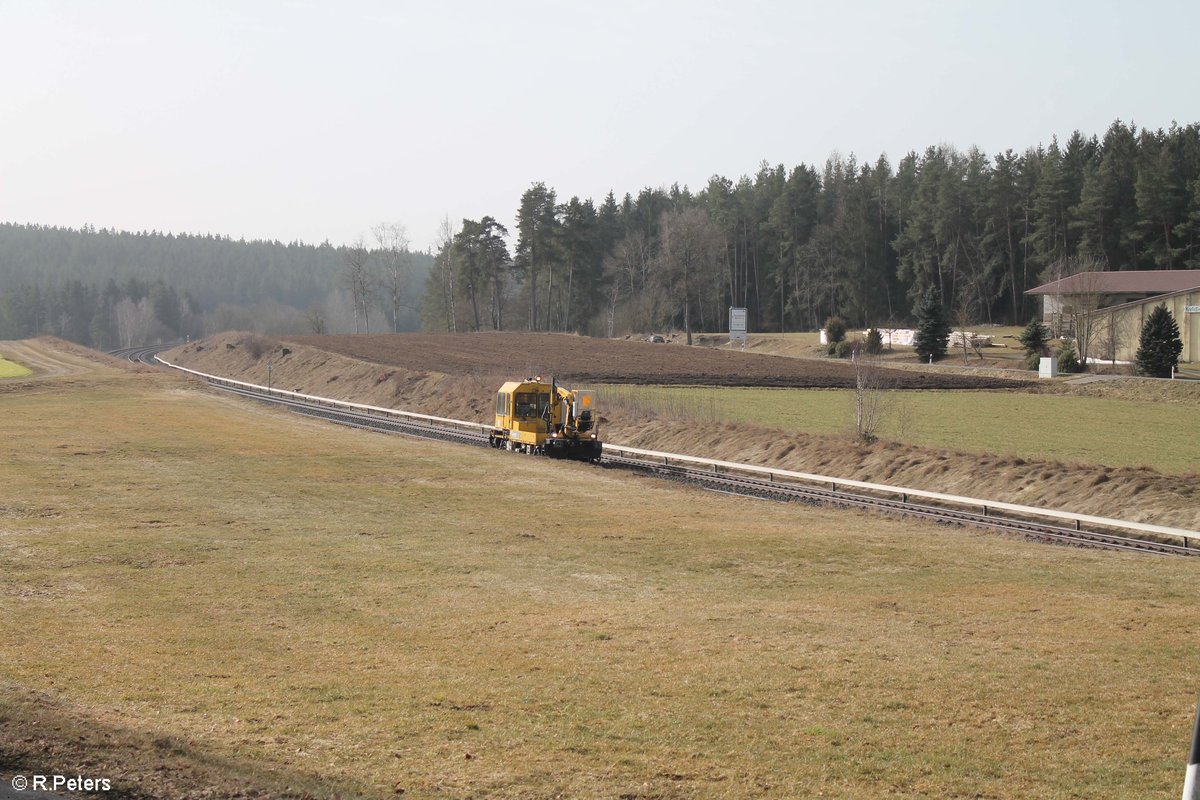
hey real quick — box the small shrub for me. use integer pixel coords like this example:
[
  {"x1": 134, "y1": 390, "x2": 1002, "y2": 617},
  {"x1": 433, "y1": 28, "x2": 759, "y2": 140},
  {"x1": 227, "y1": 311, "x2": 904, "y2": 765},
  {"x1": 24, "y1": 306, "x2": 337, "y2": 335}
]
[
  {"x1": 1057, "y1": 341, "x2": 1080, "y2": 373},
  {"x1": 864, "y1": 327, "x2": 884, "y2": 355},
  {"x1": 824, "y1": 316, "x2": 847, "y2": 344},
  {"x1": 833, "y1": 339, "x2": 858, "y2": 359},
  {"x1": 1023, "y1": 351, "x2": 1042, "y2": 371},
  {"x1": 244, "y1": 335, "x2": 276, "y2": 360}
]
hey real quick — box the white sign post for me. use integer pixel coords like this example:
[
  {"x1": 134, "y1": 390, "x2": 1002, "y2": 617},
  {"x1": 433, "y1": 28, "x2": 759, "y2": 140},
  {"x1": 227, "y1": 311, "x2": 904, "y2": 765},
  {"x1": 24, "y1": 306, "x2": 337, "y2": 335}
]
[{"x1": 729, "y1": 307, "x2": 747, "y2": 347}]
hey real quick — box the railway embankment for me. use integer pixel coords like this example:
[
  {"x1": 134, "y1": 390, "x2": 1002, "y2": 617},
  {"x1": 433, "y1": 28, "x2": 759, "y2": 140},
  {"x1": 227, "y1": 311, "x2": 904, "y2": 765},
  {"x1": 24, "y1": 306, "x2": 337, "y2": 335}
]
[{"x1": 164, "y1": 332, "x2": 1200, "y2": 531}]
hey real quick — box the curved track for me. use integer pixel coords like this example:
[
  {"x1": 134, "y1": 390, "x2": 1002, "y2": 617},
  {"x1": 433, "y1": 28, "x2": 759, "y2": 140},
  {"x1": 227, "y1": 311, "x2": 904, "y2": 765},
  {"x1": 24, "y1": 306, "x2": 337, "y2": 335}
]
[
  {"x1": 150, "y1": 361, "x2": 1194, "y2": 559},
  {"x1": 108, "y1": 343, "x2": 179, "y2": 365}
]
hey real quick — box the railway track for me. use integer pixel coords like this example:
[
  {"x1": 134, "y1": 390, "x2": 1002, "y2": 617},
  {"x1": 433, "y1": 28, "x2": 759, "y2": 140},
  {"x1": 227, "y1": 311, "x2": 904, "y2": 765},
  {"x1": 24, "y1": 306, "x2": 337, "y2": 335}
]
[
  {"x1": 152, "y1": 363, "x2": 1194, "y2": 559},
  {"x1": 601, "y1": 454, "x2": 1193, "y2": 557},
  {"x1": 108, "y1": 343, "x2": 180, "y2": 366}
]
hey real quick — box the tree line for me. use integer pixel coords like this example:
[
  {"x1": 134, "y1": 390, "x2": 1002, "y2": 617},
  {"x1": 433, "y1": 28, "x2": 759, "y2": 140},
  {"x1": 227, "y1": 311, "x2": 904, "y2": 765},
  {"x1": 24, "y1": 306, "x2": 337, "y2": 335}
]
[
  {"x1": 0, "y1": 223, "x2": 432, "y2": 346},
  {"x1": 5, "y1": 118, "x2": 1197, "y2": 349},
  {"x1": 424, "y1": 118, "x2": 1200, "y2": 337},
  {"x1": 0, "y1": 278, "x2": 203, "y2": 350}
]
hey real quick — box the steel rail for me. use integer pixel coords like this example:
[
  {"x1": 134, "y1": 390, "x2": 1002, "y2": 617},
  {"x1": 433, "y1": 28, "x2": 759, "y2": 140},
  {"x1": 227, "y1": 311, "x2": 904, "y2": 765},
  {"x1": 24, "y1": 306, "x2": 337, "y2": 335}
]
[
  {"x1": 107, "y1": 343, "x2": 180, "y2": 365},
  {"x1": 152, "y1": 355, "x2": 1199, "y2": 557},
  {"x1": 601, "y1": 455, "x2": 1193, "y2": 557}
]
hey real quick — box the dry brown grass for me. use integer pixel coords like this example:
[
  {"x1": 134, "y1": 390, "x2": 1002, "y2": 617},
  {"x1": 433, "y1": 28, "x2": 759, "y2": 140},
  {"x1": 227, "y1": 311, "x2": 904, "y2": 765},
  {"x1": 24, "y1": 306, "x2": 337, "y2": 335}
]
[
  {"x1": 2, "y1": 340, "x2": 1200, "y2": 796},
  {"x1": 3, "y1": 344, "x2": 1200, "y2": 798}
]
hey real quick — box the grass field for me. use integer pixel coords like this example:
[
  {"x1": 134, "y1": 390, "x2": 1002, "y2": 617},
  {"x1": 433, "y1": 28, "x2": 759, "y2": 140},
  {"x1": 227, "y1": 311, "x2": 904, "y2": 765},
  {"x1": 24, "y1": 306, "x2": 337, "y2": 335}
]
[
  {"x1": 600, "y1": 384, "x2": 1200, "y2": 473},
  {"x1": 0, "y1": 356, "x2": 31, "y2": 378},
  {"x1": 2, "y1": 367, "x2": 1199, "y2": 798}
]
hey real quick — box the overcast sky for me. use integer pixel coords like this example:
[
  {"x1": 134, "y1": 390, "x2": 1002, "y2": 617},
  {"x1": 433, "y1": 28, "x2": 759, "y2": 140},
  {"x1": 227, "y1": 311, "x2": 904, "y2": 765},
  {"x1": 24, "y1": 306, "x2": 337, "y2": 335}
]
[{"x1": 3, "y1": 0, "x2": 1198, "y2": 251}]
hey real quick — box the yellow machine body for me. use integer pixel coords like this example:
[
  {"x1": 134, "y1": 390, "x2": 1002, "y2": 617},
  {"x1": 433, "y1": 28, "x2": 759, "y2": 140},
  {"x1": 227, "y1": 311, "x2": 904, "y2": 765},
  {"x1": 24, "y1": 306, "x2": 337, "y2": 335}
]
[{"x1": 489, "y1": 377, "x2": 601, "y2": 460}]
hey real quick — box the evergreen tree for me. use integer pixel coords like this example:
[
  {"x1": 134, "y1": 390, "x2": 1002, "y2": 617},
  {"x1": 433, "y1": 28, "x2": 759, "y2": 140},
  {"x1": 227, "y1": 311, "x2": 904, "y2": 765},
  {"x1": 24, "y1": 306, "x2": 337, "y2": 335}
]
[
  {"x1": 1134, "y1": 304, "x2": 1183, "y2": 377},
  {"x1": 1057, "y1": 340, "x2": 1080, "y2": 373},
  {"x1": 1074, "y1": 120, "x2": 1139, "y2": 267},
  {"x1": 513, "y1": 183, "x2": 559, "y2": 331},
  {"x1": 864, "y1": 326, "x2": 883, "y2": 354},
  {"x1": 1135, "y1": 130, "x2": 1184, "y2": 267},
  {"x1": 1017, "y1": 317, "x2": 1050, "y2": 366},
  {"x1": 913, "y1": 285, "x2": 950, "y2": 362},
  {"x1": 1175, "y1": 177, "x2": 1200, "y2": 267}
]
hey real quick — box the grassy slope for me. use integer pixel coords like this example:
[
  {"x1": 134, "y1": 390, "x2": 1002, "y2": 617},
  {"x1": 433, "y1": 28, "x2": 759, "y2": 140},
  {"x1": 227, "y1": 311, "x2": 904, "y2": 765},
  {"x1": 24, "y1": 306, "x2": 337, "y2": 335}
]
[
  {"x1": 1, "y1": 363, "x2": 1199, "y2": 798},
  {"x1": 599, "y1": 384, "x2": 1200, "y2": 474},
  {"x1": 0, "y1": 356, "x2": 32, "y2": 378}
]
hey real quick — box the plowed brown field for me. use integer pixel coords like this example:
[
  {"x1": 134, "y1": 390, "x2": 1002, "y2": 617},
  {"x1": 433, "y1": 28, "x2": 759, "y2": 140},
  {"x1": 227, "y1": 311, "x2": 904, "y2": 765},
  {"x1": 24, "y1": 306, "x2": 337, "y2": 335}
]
[{"x1": 290, "y1": 332, "x2": 1025, "y2": 389}]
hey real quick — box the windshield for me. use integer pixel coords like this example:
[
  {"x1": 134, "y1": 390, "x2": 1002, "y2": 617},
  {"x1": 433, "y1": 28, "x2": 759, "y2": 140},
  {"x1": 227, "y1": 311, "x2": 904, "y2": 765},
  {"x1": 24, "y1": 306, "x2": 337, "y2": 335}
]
[{"x1": 513, "y1": 391, "x2": 550, "y2": 419}]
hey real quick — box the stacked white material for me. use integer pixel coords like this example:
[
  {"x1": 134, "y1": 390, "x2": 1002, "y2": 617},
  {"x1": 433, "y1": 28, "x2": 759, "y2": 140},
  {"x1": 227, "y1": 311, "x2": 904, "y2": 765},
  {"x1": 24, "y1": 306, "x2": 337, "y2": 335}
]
[
  {"x1": 949, "y1": 331, "x2": 993, "y2": 348},
  {"x1": 860, "y1": 328, "x2": 915, "y2": 347}
]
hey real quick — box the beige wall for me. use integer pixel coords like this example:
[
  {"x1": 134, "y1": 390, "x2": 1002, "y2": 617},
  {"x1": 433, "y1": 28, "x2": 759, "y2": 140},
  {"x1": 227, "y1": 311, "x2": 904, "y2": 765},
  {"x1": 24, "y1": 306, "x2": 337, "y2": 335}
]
[{"x1": 1091, "y1": 290, "x2": 1200, "y2": 364}]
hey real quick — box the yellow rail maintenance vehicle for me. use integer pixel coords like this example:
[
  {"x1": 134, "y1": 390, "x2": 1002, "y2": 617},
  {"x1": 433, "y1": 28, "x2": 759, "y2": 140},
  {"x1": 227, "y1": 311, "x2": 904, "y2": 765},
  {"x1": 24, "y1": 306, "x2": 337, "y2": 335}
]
[{"x1": 489, "y1": 376, "x2": 602, "y2": 461}]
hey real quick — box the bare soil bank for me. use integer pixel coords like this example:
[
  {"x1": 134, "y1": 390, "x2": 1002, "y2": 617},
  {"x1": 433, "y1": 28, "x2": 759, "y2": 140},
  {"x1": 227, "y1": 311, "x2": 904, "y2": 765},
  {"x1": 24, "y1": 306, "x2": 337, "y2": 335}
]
[{"x1": 165, "y1": 333, "x2": 1199, "y2": 531}]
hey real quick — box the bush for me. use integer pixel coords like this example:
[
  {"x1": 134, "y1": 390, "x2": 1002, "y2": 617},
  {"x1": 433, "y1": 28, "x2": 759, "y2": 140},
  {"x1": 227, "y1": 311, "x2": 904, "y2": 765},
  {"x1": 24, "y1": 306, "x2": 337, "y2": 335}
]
[
  {"x1": 243, "y1": 335, "x2": 276, "y2": 360},
  {"x1": 864, "y1": 327, "x2": 884, "y2": 355},
  {"x1": 824, "y1": 316, "x2": 847, "y2": 343},
  {"x1": 1057, "y1": 340, "x2": 1080, "y2": 373},
  {"x1": 1023, "y1": 351, "x2": 1043, "y2": 371},
  {"x1": 833, "y1": 339, "x2": 858, "y2": 359}
]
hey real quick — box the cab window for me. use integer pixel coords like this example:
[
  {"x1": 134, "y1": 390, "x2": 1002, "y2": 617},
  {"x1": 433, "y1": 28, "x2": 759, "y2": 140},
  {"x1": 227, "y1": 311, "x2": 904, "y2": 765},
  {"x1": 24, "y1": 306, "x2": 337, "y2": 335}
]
[
  {"x1": 514, "y1": 391, "x2": 549, "y2": 419},
  {"x1": 496, "y1": 393, "x2": 507, "y2": 416}
]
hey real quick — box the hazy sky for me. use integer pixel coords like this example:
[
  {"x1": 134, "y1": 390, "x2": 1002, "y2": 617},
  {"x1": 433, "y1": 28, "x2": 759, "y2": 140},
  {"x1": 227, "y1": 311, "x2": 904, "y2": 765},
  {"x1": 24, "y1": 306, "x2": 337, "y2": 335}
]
[{"x1": 3, "y1": 0, "x2": 1198, "y2": 251}]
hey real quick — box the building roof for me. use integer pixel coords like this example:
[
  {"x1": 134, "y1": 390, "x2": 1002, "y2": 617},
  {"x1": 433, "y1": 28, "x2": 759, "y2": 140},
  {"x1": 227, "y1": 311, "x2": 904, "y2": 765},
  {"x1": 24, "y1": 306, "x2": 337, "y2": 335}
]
[
  {"x1": 1025, "y1": 269, "x2": 1200, "y2": 296},
  {"x1": 1084, "y1": 283, "x2": 1200, "y2": 315}
]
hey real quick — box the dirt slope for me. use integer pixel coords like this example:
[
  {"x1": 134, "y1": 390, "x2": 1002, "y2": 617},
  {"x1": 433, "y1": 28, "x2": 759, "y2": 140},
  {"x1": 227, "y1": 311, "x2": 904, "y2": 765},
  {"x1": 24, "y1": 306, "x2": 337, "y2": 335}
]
[{"x1": 164, "y1": 333, "x2": 1199, "y2": 531}]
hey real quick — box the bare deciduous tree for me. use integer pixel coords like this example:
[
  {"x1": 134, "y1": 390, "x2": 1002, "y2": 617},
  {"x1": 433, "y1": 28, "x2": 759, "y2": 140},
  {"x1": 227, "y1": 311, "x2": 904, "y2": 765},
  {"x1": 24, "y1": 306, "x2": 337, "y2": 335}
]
[
  {"x1": 114, "y1": 297, "x2": 152, "y2": 347},
  {"x1": 342, "y1": 238, "x2": 374, "y2": 334},
  {"x1": 434, "y1": 216, "x2": 458, "y2": 333},
  {"x1": 304, "y1": 303, "x2": 327, "y2": 335},
  {"x1": 1097, "y1": 310, "x2": 1128, "y2": 366},
  {"x1": 953, "y1": 289, "x2": 977, "y2": 363},
  {"x1": 609, "y1": 230, "x2": 656, "y2": 333},
  {"x1": 656, "y1": 208, "x2": 723, "y2": 345},
  {"x1": 851, "y1": 350, "x2": 891, "y2": 443},
  {"x1": 372, "y1": 222, "x2": 414, "y2": 333},
  {"x1": 1047, "y1": 255, "x2": 1107, "y2": 368}
]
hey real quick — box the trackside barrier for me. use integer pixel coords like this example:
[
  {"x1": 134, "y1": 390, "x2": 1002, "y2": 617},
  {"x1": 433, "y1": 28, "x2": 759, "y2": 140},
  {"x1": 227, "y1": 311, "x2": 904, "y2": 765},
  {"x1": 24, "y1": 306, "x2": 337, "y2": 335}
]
[
  {"x1": 157, "y1": 356, "x2": 1199, "y2": 548},
  {"x1": 156, "y1": 357, "x2": 491, "y2": 435},
  {"x1": 602, "y1": 443, "x2": 1198, "y2": 546}
]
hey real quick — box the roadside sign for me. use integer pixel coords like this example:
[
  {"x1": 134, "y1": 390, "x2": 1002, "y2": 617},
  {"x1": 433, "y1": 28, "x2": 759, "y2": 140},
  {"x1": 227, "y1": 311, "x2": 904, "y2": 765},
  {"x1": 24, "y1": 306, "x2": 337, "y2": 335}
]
[
  {"x1": 1186, "y1": 305, "x2": 1200, "y2": 313},
  {"x1": 729, "y1": 307, "x2": 747, "y2": 344}
]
